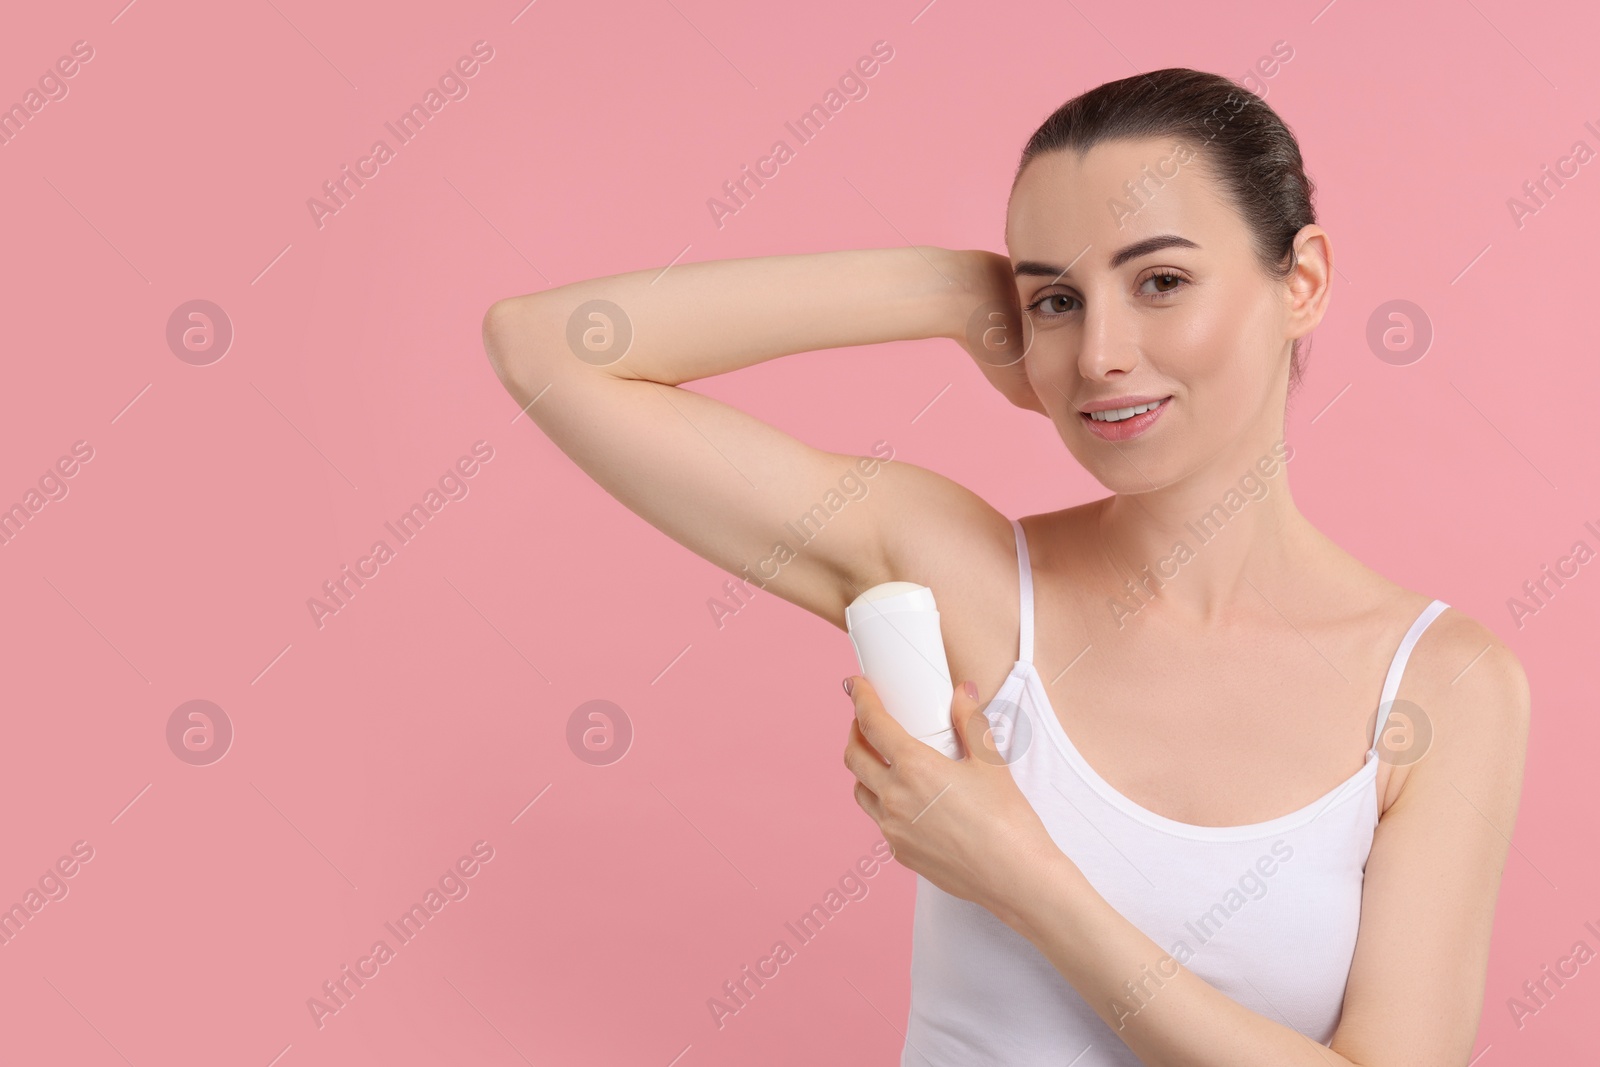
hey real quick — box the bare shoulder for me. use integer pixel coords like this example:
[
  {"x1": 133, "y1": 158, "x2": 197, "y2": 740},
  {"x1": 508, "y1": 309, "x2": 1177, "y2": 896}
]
[
  {"x1": 1302, "y1": 530, "x2": 1529, "y2": 736},
  {"x1": 1406, "y1": 603, "x2": 1531, "y2": 723},
  {"x1": 1392, "y1": 599, "x2": 1531, "y2": 802}
]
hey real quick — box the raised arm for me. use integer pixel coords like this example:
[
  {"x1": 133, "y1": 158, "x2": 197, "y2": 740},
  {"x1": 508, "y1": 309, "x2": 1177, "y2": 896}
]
[{"x1": 480, "y1": 246, "x2": 1022, "y2": 631}]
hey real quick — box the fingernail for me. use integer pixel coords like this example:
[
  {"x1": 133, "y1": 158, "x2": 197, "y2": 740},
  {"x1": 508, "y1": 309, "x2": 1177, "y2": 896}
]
[
  {"x1": 962, "y1": 680, "x2": 978, "y2": 700},
  {"x1": 843, "y1": 677, "x2": 854, "y2": 696}
]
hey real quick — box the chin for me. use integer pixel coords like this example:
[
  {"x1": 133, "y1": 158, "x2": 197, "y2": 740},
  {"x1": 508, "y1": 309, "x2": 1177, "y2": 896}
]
[
  {"x1": 1097, "y1": 468, "x2": 1182, "y2": 495},
  {"x1": 1057, "y1": 427, "x2": 1192, "y2": 496}
]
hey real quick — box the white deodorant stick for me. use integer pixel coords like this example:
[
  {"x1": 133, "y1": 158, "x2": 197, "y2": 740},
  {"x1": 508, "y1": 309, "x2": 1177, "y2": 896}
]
[{"x1": 844, "y1": 582, "x2": 962, "y2": 760}]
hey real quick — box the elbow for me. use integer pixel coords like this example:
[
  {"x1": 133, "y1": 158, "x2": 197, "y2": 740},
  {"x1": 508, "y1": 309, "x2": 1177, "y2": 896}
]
[
  {"x1": 481, "y1": 296, "x2": 547, "y2": 394},
  {"x1": 485, "y1": 294, "x2": 643, "y2": 386}
]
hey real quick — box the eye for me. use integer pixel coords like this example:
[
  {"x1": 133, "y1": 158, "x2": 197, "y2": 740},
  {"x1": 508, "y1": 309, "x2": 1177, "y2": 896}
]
[
  {"x1": 1022, "y1": 270, "x2": 1190, "y2": 319},
  {"x1": 1022, "y1": 293, "x2": 1079, "y2": 317},
  {"x1": 1141, "y1": 270, "x2": 1188, "y2": 298}
]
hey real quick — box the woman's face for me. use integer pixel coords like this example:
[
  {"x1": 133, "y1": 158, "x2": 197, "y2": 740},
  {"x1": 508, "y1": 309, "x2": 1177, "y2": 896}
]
[{"x1": 1006, "y1": 137, "x2": 1319, "y2": 493}]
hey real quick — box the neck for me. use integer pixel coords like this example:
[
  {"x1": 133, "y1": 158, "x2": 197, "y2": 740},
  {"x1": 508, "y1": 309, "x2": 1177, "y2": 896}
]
[{"x1": 1090, "y1": 431, "x2": 1310, "y2": 630}]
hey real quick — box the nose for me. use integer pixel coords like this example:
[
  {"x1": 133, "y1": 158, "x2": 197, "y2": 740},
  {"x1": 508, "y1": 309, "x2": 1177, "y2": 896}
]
[{"x1": 1076, "y1": 291, "x2": 1140, "y2": 382}]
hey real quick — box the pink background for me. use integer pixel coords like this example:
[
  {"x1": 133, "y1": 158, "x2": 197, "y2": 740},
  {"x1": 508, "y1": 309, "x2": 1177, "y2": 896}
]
[{"x1": 2, "y1": 0, "x2": 1596, "y2": 1063}]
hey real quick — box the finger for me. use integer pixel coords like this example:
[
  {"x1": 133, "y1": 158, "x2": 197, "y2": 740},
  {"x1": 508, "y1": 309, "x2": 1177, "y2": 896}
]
[
  {"x1": 952, "y1": 680, "x2": 992, "y2": 760},
  {"x1": 852, "y1": 779, "x2": 883, "y2": 822},
  {"x1": 845, "y1": 675, "x2": 912, "y2": 765},
  {"x1": 844, "y1": 719, "x2": 891, "y2": 795}
]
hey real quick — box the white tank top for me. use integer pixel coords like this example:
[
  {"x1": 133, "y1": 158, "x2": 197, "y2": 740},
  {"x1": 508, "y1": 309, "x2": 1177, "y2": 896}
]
[{"x1": 901, "y1": 517, "x2": 1450, "y2": 1066}]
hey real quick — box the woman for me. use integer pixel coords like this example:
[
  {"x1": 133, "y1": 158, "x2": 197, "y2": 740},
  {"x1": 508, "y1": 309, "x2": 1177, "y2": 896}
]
[{"x1": 481, "y1": 68, "x2": 1529, "y2": 1066}]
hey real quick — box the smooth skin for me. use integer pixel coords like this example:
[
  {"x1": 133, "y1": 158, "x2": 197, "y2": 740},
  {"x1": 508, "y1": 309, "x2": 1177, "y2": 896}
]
[{"x1": 482, "y1": 136, "x2": 1529, "y2": 1067}]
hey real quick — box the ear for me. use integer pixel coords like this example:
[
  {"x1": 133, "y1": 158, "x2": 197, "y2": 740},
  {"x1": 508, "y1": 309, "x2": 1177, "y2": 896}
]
[{"x1": 1285, "y1": 224, "x2": 1333, "y2": 341}]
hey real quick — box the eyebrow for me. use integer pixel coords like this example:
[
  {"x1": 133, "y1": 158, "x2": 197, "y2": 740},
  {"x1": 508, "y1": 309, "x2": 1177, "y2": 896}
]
[{"x1": 1013, "y1": 234, "x2": 1201, "y2": 279}]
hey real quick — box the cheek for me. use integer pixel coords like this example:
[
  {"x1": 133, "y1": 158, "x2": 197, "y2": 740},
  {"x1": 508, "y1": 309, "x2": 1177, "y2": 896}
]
[
  {"x1": 1023, "y1": 349, "x2": 1069, "y2": 411},
  {"x1": 1162, "y1": 296, "x2": 1285, "y2": 417},
  {"x1": 1148, "y1": 295, "x2": 1241, "y2": 376}
]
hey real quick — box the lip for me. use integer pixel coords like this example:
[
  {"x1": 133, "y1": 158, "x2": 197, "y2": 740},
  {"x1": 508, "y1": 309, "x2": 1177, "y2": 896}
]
[
  {"x1": 1077, "y1": 394, "x2": 1172, "y2": 414},
  {"x1": 1080, "y1": 396, "x2": 1170, "y2": 442}
]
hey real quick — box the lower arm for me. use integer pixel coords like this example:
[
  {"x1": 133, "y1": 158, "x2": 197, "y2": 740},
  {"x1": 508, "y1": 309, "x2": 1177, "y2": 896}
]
[
  {"x1": 1006, "y1": 854, "x2": 1363, "y2": 1066},
  {"x1": 484, "y1": 245, "x2": 970, "y2": 386}
]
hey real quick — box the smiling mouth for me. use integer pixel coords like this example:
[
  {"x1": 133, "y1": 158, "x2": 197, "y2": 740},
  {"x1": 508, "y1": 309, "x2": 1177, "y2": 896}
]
[
  {"x1": 1080, "y1": 396, "x2": 1171, "y2": 440},
  {"x1": 1083, "y1": 397, "x2": 1170, "y2": 423}
]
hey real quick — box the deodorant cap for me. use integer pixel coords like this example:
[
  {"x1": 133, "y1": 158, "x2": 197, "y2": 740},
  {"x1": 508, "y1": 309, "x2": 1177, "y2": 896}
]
[
  {"x1": 855, "y1": 581, "x2": 924, "y2": 601},
  {"x1": 845, "y1": 582, "x2": 935, "y2": 625}
]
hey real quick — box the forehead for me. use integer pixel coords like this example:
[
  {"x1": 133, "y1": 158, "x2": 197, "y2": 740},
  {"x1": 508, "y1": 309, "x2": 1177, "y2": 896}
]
[{"x1": 1006, "y1": 137, "x2": 1241, "y2": 268}]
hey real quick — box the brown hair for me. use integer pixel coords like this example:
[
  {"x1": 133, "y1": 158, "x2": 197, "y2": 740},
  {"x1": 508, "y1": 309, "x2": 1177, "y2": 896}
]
[{"x1": 1013, "y1": 68, "x2": 1318, "y2": 397}]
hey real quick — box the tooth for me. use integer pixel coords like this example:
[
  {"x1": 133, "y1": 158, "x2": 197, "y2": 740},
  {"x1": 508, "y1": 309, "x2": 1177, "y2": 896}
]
[{"x1": 1090, "y1": 400, "x2": 1165, "y2": 422}]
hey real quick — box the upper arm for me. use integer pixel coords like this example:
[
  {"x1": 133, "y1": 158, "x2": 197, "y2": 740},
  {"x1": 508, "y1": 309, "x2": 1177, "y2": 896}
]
[
  {"x1": 1330, "y1": 613, "x2": 1531, "y2": 1067},
  {"x1": 481, "y1": 296, "x2": 1003, "y2": 631}
]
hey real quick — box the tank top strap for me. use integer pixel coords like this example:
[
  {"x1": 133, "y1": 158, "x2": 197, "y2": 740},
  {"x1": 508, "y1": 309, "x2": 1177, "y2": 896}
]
[
  {"x1": 1369, "y1": 599, "x2": 1451, "y2": 753},
  {"x1": 1010, "y1": 517, "x2": 1035, "y2": 664}
]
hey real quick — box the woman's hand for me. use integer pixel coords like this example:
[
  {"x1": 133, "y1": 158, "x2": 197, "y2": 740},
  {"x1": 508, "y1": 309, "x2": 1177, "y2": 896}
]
[
  {"x1": 842, "y1": 674, "x2": 1064, "y2": 928},
  {"x1": 948, "y1": 249, "x2": 1049, "y2": 416}
]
